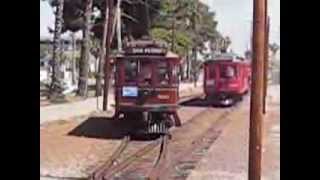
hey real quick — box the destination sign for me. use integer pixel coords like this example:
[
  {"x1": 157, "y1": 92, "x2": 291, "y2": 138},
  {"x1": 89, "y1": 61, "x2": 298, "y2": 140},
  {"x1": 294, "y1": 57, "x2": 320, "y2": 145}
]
[{"x1": 126, "y1": 47, "x2": 167, "y2": 55}]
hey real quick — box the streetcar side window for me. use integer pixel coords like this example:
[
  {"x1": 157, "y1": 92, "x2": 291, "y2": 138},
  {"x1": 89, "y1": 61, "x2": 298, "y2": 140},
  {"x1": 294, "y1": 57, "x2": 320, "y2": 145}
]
[{"x1": 124, "y1": 60, "x2": 138, "y2": 83}]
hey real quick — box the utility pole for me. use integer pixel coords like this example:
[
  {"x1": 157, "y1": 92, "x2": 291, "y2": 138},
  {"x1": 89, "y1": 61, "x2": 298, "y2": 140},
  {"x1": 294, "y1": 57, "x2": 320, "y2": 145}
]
[
  {"x1": 263, "y1": 16, "x2": 270, "y2": 114},
  {"x1": 248, "y1": 0, "x2": 267, "y2": 180},
  {"x1": 116, "y1": 0, "x2": 122, "y2": 51},
  {"x1": 103, "y1": 0, "x2": 115, "y2": 111}
]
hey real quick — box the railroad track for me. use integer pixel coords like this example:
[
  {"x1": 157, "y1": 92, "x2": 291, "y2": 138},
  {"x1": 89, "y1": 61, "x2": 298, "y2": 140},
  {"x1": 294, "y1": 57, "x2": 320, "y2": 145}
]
[
  {"x1": 115, "y1": 105, "x2": 241, "y2": 180},
  {"x1": 91, "y1": 134, "x2": 169, "y2": 180},
  {"x1": 41, "y1": 101, "x2": 241, "y2": 180},
  {"x1": 89, "y1": 95, "x2": 208, "y2": 180},
  {"x1": 44, "y1": 95, "x2": 244, "y2": 180}
]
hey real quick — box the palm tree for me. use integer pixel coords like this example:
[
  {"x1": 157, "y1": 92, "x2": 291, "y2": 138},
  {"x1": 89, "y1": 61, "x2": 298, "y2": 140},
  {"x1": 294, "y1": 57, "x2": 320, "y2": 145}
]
[
  {"x1": 176, "y1": 0, "x2": 201, "y2": 82},
  {"x1": 77, "y1": 0, "x2": 93, "y2": 97},
  {"x1": 95, "y1": 1, "x2": 109, "y2": 97},
  {"x1": 49, "y1": 0, "x2": 65, "y2": 99},
  {"x1": 70, "y1": 32, "x2": 77, "y2": 85}
]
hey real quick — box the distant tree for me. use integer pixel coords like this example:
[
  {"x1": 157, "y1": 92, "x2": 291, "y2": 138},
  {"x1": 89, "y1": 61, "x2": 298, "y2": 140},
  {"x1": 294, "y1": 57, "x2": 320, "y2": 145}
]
[
  {"x1": 151, "y1": 0, "x2": 221, "y2": 82},
  {"x1": 52, "y1": 0, "x2": 161, "y2": 41},
  {"x1": 45, "y1": 0, "x2": 222, "y2": 88},
  {"x1": 70, "y1": 32, "x2": 78, "y2": 85},
  {"x1": 150, "y1": 28, "x2": 192, "y2": 56}
]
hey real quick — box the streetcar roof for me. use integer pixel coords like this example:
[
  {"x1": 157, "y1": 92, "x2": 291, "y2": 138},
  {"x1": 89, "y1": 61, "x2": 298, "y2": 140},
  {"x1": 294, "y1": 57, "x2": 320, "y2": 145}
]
[{"x1": 115, "y1": 51, "x2": 180, "y2": 59}]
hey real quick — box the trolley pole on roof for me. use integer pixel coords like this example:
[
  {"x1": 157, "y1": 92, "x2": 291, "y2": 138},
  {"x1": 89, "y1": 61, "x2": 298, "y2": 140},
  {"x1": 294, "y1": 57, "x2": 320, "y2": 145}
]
[
  {"x1": 248, "y1": 0, "x2": 267, "y2": 179},
  {"x1": 103, "y1": 0, "x2": 115, "y2": 111}
]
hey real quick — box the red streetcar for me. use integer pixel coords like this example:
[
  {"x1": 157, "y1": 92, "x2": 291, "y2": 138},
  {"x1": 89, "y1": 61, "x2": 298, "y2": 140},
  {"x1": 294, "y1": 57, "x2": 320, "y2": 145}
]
[
  {"x1": 203, "y1": 53, "x2": 251, "y2": 106},
  {"x1": 113, "y1": 38, "x2": 182, "y2": 134}
]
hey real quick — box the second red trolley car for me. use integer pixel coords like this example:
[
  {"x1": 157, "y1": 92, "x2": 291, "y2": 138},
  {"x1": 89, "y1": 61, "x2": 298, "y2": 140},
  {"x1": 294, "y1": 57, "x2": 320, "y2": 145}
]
[{"x1": 203, "y1": 53, "x2": 251, "y2": 106}]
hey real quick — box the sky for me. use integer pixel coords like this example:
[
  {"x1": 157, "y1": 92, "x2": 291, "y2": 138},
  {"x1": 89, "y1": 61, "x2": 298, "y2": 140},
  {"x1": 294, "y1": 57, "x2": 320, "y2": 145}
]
[
  {"x1": 40, "y1": 2, "x2": 54, "y2": 38},
  {"x1": 40, "y1": 0, "x2": 280, "y2": 54},
  {"x1": 200, "y1": 0, "x2": 280, "y2": 54},
  {"x1": 40, "y1": 2, "x2": 81, "y2": 39}
]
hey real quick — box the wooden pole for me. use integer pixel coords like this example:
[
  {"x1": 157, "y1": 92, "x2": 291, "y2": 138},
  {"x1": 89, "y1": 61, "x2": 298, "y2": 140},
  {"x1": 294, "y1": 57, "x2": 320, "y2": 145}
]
[
  {"x1": 116, "y1": 0, "x2": 122, "y2": 51},
  {"x1": 96, "y1": 0, "x2": 109, "y2": 101},
  {"x1": 103, "y1": 0, "x2": 115, "y2": 111},
  {"x1": 248, "y1": 0, "x2": 266, "y2": 179},
  {"x1": 263, "y1": 16, "x2": 270, "y2": 114}
]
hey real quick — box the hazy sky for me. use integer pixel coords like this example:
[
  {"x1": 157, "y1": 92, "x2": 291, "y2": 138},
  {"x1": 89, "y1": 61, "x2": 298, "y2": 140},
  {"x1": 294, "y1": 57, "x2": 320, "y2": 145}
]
[
  {"x1": 201, "y1": 0, "x2": 280, "y2": 54},
  {"x1": 40, "y1": 0, "x2": 280, "y2": 54},
  {"x1": 40, "y1": 2, "x2": 54, "y2": 38}
]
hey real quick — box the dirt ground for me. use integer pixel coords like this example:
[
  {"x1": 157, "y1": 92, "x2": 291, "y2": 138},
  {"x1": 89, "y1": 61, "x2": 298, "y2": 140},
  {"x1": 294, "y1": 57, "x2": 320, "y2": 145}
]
[
  {"x1": 40, "y1": 106, "x2": 205, "y2": 179},
  {"x1": 186, "y1": 85, "x2": 280, "y2": 180}
]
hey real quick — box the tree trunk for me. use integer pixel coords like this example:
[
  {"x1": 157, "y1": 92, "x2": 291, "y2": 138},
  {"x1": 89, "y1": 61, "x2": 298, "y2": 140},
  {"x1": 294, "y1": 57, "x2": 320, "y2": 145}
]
[
  {"x1": 49, "y1": 0, "x2": 64, "y2": 99},
  {"x1": 71, "y1": 33, "x2": 77, "y2": 85},
  {"x1": 145, "y1": 0, "x2": 151, "y2": 30},
  {"x1": 96, "y1": 5, "x2": 109, "y2": 97},
  {"x1": 186, "y1": 48, "x2": 190, "y2": 80},
  {"x1": 179, "y1": 64, "x2": 183, "y2": 81},
  {"x1": 77, "y1": 0, "x2": 93, "y2": 97},
  {"x1": 95, "y1": 58, "x2": 103, "y2": 96},
  {"x1": 96, "y1": 1, "x2": 118, "y2": 97},
  {"x1": 192, "y1": 47, "x2": 197, "y2": 87}
]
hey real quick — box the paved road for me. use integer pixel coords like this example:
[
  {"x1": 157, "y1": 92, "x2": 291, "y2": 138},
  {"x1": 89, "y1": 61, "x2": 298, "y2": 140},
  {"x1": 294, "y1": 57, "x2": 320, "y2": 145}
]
[{"x1": 40, "y1": 82, "x2": 202, "y2": 125}]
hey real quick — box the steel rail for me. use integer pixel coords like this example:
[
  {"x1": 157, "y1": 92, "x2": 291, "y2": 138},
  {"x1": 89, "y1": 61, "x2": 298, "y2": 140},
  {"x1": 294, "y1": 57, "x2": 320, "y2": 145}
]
[
  {"x1": 102, "y1": 138, "x2": 162, "y2": 180},
  {"x1": 91, "y1": 135, "x2": 130, "y2": 180}
]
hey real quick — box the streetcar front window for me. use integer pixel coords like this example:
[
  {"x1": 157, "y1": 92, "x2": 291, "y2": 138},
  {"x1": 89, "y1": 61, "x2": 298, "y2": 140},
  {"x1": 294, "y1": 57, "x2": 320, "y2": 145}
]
[
  {"x1": 139, "y1": 61, "x2": 153, "y2": 86},
  {"x1": 220, "y1": 65, "x2": 237, "y2": 79},
  {"x1": 124, "y1": 60, "x2": 138, "y2": 83},
  {"x1": 158, "y1": 61, "x2": 170, "y2": 85},
  {"x1": 209, "y1": 65, "x2": 216, "y2": 79}
]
